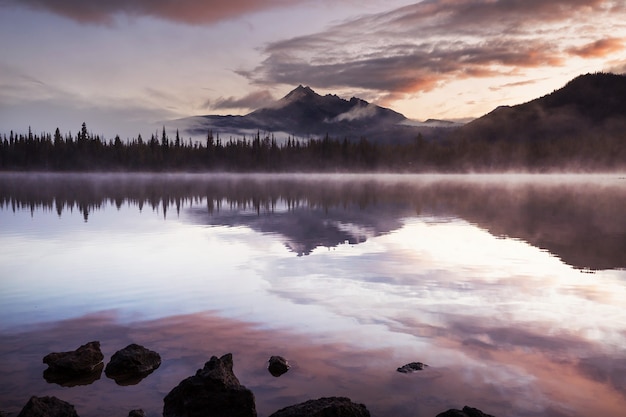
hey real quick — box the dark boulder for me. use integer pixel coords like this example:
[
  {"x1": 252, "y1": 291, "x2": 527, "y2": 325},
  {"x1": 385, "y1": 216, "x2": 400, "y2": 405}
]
[
  {"x1": 128, "y1": 410, "x2": 145, "y2": 417},
  {"x1": 163, "y1": 353, "x2": 256, "y2": 417},
  {"x1": 436, "y1": 406, "x2": 496, "y2": 417},
  {"x1": 105, "y1": 344, "x2": 161, "y2": 385},
  {"x1": 396, "y1": 362, "x2": 428, "y2": 373},
  {"x1": 269, "y1": 397, "x2": 370, "y2": 417},
  {"x1": 43, "y1": 341, "x2": 104, "y2": 385},
  {"x1": 43, "y1": 341, "x2": 103, "y2": 374},
  {"x1": 268, "y1": 356, "x2": 290, "y2": 377},
  {"x1": 17, "y1": 396, "x2": 79, "y2": 417}
]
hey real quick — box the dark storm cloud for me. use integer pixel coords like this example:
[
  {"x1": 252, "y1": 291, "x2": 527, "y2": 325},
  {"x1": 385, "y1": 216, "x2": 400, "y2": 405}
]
[
  {"x1": 244, "y1": 0, "x2": 624, "y2": 98},
  {"x1": 210, "y1": 90, "x2": 276, "y2": 111},
  {"x1": 2, "y1": 0, "x2": 303, "y2": 25}
]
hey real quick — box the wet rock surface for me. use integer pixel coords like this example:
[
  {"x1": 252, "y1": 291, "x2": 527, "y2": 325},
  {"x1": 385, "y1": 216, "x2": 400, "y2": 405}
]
[
  {"x1": 267, "y1": 356, "x2": 290, "y2": 377},
  {"x1": 43, "y1": 341, "x2": 104, "y2": 374},
  {"x1": 16, "y1": 396, "x2": 79, "y2": 417},
  {"x1": 268, "y1": 397, "x2": 370, "y2": 417},
  {"x1": 436, "y1": 406, "x2": 496, "y2": 417},
  {"x1": 163, "y1": 353, "x2": 256, "y2": 417},
  {"x1": 43, "y1": 341, "x2": 104, "y2": 386},
  {"x1": 396, "y1": 361, "x2": 428, "y2": 373},
  {"x1": 105, "y1": 344, "x2": 161, "y2": 385}
]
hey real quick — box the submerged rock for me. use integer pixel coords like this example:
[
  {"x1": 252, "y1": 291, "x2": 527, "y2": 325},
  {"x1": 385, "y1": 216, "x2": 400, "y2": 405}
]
[
  {"x1": 396, "y1": 361, "x2": 428, "y2": 373},
  {"x1": 163, "y1": 353, "x2": 256, "y2": 417},
  {"x1": 105, "y1": 344, "x2": 161, "y2": 385},
  {"x1": 268, "y1": 356, "x2": 290, "y2": 377},
  {"x1": 43, "y1": 341, "x2": 104, "y2": 376},
  {"x1": 436, "y1": 406, "x2": 496, "y2": 417},
  {"x1": 17, "y1": 396, "x2": 79, "y2": 417},
  {"x1": 269, "y1": 397, "x2": 370, "y2": 417}
]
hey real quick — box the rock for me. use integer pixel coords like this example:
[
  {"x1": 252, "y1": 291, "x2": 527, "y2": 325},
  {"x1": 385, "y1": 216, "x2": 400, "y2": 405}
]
[
  {"x1": 43, "y1": 341, "x2": 104, "y2": 386},
  {"x1": 105, "y1": 344, "x2": 161, "y2": 385},
  {"x1": 436, "y1": 406, "x2": 496, "y2": 417},
  {"x1": 128, "y1": 410, "x2": 145, "y2": 417},
  {"x1": 268, "y1": 356, "x2": 290, "y2": 377},
  {"x1": 396, "y1": 361, "x2": 428, "y2": 373},
  {"x1": 269, "y1": 397, "x2": 370, "y2": 417},
  {"x1": 43, "y1": 341, "x2": 104, "y2": 376},
  {"x1": 17, "y1": 396, "x2": 79, "y2": 417},
  {"x1": 163, "y1": 353, "x2": 256, "y2": 417}
]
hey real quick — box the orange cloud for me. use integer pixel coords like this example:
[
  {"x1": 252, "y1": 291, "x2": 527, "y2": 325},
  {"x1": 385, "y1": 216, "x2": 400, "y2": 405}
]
[{"x1": 568, "y1": 38, "x2": 625, "y2": 58}]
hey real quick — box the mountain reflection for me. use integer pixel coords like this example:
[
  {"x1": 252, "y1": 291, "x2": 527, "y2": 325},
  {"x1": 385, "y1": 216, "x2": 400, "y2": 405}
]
[{"x1": 1, "y1": 173, "x2": 624, "y2": 269}]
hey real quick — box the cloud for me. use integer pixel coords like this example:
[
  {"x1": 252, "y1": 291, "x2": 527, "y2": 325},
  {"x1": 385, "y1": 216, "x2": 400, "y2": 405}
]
[
  {"x1": 567, "y1": 38, "x2": 625, "y2": 58},
  {"x1": 242, "y1": 0, "x2": 625, "y2": 102},
  {"x1": 210, "y1": 90, "x2": 276, "y2": 111},
  {"x1": 489, "y1": 78, "x2": 548, "y2": 92},
  {"x1": 2, "y1": 0, "x2": 305, "y2": 25},
  {"x1": 333, "y1": 103, "x2": 378, "y2": 122}
]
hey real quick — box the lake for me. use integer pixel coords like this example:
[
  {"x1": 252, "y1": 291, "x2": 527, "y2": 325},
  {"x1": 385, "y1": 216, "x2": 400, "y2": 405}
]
[{"x1": 0, "y1": 172, "x2": 625, "y2": 417}]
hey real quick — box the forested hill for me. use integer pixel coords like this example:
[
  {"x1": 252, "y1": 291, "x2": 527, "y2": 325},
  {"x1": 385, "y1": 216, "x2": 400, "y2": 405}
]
[{"x1": 455, "y1": 72, "x2": 626, "y2": 143}]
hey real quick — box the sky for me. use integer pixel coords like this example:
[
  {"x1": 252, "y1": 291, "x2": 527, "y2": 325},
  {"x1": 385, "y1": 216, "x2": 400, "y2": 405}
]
[{"x1": 1, "y1": 0, "x2": 626, "y2": 139}]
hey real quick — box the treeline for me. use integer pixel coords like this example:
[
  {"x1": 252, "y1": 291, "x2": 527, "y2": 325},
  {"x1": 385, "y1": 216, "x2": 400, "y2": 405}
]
[{"x1": 0, "y1": 123, "x2": 624, "y2": 171}]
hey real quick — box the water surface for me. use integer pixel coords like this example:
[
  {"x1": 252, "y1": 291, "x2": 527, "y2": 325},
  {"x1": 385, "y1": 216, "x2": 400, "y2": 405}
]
[{"x1": 1, "y1": 173, "x2": 625, "y2": 417}]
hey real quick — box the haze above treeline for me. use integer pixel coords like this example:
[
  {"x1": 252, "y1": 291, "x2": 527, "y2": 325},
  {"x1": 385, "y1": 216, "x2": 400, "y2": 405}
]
[{"x1": 1, "y1": 73, "x2": 625, "y2": 172}]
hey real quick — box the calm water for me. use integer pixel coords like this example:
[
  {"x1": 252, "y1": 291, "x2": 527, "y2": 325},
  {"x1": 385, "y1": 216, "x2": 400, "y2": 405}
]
[{"x1": 0, "y1": 173, "x2": 625, "y2": 417}]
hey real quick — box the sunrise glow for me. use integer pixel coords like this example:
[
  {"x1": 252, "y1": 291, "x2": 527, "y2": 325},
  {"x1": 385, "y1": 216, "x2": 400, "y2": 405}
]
[{"x1": 1, "y1": 0, "x2": 625, "y2": 138}]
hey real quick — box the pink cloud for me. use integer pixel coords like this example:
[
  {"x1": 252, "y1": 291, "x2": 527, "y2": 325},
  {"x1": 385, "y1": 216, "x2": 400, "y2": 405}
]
[
  {"x1": 568, "y1": 38, "x2": 625, "y2": 58},
  {"x1": 5, "y1": 0, "x2": 304, "y2": 25}
]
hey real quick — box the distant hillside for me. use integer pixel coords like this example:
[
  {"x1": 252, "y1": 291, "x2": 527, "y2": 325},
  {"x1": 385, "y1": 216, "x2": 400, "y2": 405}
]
[
  {"x1": 456, "y1": 72, "x2": 626, "y2": 143},
  {"x1": 178, "y1": 85, "x2": 458, "y2": 144}
]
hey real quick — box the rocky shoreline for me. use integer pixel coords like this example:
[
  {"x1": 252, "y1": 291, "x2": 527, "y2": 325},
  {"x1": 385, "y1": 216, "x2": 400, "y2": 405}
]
[{"x1": 7, "y1": 341, "x2": 496, "y2": 417}]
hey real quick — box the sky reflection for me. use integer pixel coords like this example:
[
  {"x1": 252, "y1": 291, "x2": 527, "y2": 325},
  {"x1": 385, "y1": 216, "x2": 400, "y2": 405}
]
[{"x1": 1, "y1": 174, "x2": 625, "y2": 417}]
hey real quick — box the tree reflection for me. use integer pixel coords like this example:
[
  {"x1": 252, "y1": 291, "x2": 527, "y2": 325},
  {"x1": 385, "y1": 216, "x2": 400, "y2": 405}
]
[{"x1": 1, "y1": 173, "x2": 624, "y2": 269}]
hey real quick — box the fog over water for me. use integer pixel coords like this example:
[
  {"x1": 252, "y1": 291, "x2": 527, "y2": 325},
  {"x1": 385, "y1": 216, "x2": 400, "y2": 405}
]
[{"x1": 0, "y1": 173, "x2": 625, "y2": 417}]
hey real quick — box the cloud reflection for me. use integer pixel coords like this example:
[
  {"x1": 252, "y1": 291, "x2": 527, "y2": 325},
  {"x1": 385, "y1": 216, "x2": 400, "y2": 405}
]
[
  {"x1": 1, "y1": 309, "x2": 626, "y2": 417},
  {"x1": 2, "y1": 173, "x2": 626, "y2": 417}
]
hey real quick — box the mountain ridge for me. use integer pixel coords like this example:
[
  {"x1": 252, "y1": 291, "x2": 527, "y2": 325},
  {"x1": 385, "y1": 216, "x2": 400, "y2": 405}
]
[
  {"x1": 455, "y1": 72, "x2": 626, "y2": 143},
  {"x1": 178, "y1": 72, "x2": 626, "y2": 151},
  {"x1": 179, "y1": 85, "x2": 451, "y2": 143}
]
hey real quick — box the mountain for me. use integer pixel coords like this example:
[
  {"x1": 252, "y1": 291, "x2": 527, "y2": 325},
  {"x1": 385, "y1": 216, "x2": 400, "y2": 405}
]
[
  {"x1": 246, "y1": 85, "x2": 405, "y2": 132},
  {"x1": 455, "y1": 72, "x2": 626, "y2": 143},
  {"x1": 178, "y1": 72, "x2": 625, "y2": 153},
  {"x1": 178, "y1": 85, "x2": 459, "y2": 143}
]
